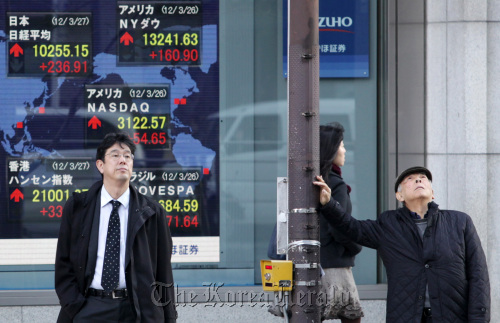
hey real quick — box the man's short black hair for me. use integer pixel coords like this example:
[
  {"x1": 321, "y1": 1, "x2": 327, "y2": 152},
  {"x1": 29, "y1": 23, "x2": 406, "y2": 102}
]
[
  {"x1": 96, "y1": 132, "x2": 136, "y2": 162},
  {"x1": 394, "y1": 166, "x2": 432, "y2": 192}
]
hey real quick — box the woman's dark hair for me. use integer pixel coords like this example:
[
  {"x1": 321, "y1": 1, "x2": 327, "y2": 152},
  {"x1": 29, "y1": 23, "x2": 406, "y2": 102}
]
[
  {"x1": 96, "y1": 132, "x2": 136, "y2": 162},
  {"x1": 319, "y1": 122, "x2": 344, "y2": 181}
]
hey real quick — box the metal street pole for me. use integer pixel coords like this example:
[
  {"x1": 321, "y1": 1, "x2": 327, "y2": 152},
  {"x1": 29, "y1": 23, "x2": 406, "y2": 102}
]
[{"x1": 287, "y1": 0, "x2": 321, "y2": 322}]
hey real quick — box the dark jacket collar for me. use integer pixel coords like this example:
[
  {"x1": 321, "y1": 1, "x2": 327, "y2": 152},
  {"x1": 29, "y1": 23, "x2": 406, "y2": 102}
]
[
  {"x1": 402, "y1": 201, "x2": 439, "y2": 215},
  {"x1": 72, "y1": 180, "x2": 103, "y2": 206},
  {"x1": 78, "y1": 180, "x2": 149, "y2": 209},
  {"x1": 75, "y1": 180, "x2": 153, "y2": 222},
  {"x1": 400, "y1": 201, "x2": 440, "y2": 225}
]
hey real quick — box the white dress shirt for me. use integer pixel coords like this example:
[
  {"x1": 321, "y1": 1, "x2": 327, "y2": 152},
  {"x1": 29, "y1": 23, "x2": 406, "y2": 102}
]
[{"x1": 89, "y1": 186, "x2": 130, "y2": 290}]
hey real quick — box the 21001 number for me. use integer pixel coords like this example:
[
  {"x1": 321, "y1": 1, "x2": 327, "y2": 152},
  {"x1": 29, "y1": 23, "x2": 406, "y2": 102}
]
[{"x1": 33, "y1": 189, "x2": 88, "y2": 202}]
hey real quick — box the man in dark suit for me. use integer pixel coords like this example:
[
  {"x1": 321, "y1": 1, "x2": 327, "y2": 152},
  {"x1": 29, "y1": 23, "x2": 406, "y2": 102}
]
[
  {"x1": 314, "y1": 166, "x2": 490, "y2": 322},
  {"x1": 55, "y1": 133, "x2": 177, "y2": 322}
]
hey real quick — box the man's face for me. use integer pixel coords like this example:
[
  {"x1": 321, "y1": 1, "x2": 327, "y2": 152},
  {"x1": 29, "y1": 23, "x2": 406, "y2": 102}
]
[
  {"x1": 96, "y1": 143, "x2": 133, "y2": 184},
  {"x1": 395, "y1": 172, "x2": 434, "y2": 205}
]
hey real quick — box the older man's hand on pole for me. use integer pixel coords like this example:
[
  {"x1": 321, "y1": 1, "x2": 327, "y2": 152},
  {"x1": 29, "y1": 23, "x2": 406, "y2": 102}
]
[{"x1": 313, "y1": 175, "x2": 331, "y2": 206}]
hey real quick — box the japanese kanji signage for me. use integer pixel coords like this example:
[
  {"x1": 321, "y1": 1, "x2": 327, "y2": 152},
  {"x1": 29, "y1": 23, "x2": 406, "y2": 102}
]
[{"x1": 283, "y1": 0, "x2": 370, "y2": 78}]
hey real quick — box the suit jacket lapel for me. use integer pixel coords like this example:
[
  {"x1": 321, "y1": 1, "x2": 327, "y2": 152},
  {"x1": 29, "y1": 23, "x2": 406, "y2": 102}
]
[
  {"x1": 125, "y1": 189, "x2": 154, "y2": 267},
  {"x1": 85, "y1": 189, "x2": 101, "y2": 283}
]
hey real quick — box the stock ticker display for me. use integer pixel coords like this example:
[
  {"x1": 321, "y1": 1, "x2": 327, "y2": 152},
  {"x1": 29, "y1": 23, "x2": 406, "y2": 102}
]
[{"x1": 0, "y1": 0, "x2": 220, "y2": 257}]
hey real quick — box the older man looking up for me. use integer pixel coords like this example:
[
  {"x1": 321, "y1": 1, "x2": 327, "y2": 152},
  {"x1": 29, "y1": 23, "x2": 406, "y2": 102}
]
[{"x1": 313, "y1": 166, "x2": 490, "y2": 323}]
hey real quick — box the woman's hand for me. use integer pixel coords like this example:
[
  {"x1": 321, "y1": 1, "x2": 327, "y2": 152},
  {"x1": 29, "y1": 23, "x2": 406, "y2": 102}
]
[{"x1": 313, "y1": 175, "x2": 331, "y2": 206}]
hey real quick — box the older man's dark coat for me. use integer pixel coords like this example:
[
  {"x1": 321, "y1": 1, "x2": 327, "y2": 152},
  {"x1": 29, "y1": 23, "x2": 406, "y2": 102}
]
[
  {"x1": 320, "y1": 200, "x2": 490, "y2": 323},
  {"x1": 55, "y1": 181, "x2": 177, "y2": 323}
]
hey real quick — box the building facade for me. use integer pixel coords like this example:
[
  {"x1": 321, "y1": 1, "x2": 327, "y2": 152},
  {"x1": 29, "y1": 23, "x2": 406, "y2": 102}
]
[{"x1": 0, "y1": 0, "x2": 498, "y2": 322}]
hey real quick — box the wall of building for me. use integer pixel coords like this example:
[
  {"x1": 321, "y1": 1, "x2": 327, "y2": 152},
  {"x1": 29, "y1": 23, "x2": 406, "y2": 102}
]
[
  {"x1": 385, "y1": 0, "x2": 497, "y2": 319},
  {"x1": 0, "y1": 300, "x2": 387, "y2": 323},
  {"x1": 425, "y1": 1, "x2": 498, "y2": 319},
  {"x1": 0, "y1": 286, "x2": 388, "y2": 322}
]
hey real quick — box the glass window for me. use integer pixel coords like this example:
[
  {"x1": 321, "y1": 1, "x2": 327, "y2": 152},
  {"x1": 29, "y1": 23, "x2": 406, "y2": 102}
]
[{"x1": 0, "y1": 0, "x2": 379, "y2": 289}]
